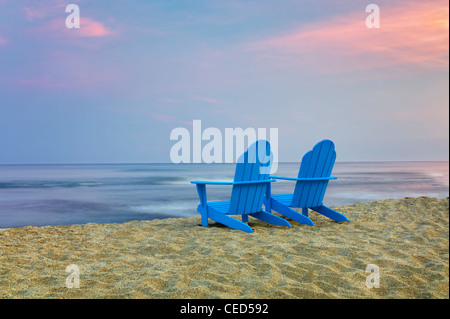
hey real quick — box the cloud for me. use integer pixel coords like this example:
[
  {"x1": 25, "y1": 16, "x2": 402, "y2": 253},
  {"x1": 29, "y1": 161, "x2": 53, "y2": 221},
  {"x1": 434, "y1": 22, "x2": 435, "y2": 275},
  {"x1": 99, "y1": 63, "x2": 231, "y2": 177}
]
[
  {"x1": 76, "y1": 17, "x2": 113, "y2": 37},
  {"x1": 159, "y1": 96, "x2": 229, "y2": 104},
  {"x1": 107, "y1": 105, "x2": 190, "y2": 125},
  {"x1": 159, "y1": 98, "x2": 184, "y2": 103},
  {"x1": 0, "y1": 36, "x2": 6, "y2": 46},
  {"x1": 192, "y1": 96, "x2": 224, "y2": 104},
  {"x1": 243, "y1": 0, "x2": 449, "y2": 74},
  {"x1": 24, "y1": 7, "x2": 47, "y2": 21},
  {"x1": 38, "y1": 17, "x2": 114, "y2": 39},
  {"x1": 151, "y1": 113, "x2": 177, "y2": 122},
  {"x1": 11, "y1": 66, "x2": 120, "y2": 92}
]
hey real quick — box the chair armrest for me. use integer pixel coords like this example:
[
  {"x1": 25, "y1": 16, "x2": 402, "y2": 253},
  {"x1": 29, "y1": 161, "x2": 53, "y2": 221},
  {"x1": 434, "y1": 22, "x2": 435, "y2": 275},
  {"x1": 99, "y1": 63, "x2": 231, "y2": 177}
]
[
  {"x1": 191, "y1": 179, "x2": 276, "y2": 185},
  {"x1": 269, "y1": 175, "x2": 337, "y2": 181},
  {"x1": 192, "y1": 179, "x2": 276, "y2": 207}
]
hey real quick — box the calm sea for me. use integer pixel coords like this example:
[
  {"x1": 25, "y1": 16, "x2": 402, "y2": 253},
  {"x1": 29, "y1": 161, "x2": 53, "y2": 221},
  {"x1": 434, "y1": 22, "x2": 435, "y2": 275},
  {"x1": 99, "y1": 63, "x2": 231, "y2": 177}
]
[{"x1": 0, "y1": 162, "x2": 448, "y2": 228}]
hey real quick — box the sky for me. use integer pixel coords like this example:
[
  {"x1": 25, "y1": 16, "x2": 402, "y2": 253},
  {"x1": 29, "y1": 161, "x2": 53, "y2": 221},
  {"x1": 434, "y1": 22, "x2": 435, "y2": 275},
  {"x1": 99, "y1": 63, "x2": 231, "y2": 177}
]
[{"x1": 0, "y1": 0, "x2": 448, "y2": 164}]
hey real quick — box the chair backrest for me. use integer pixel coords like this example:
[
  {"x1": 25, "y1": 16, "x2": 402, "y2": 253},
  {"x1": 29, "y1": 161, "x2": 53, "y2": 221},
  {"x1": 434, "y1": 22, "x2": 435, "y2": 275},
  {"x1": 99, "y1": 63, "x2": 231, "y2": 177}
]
[
  {"x1": 291, "y1": 139, "x2": 336, "y2": 208},
  {"x1": 229, "y1": 139, "x2": 273, "y2": 214}
]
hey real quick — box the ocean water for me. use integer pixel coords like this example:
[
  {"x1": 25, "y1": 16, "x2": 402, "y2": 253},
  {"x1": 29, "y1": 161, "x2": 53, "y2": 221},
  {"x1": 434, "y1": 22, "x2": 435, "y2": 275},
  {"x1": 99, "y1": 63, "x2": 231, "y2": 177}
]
[{"x1": 0, "y1": 162, "x2": 448, "y2": 228}]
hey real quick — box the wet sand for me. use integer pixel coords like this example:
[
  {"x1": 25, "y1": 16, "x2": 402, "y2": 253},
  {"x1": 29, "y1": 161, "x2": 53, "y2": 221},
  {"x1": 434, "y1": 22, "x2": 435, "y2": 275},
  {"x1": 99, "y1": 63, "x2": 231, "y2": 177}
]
[{"x1": 0, "y1": 197, "x2": 448, "y2": 299}]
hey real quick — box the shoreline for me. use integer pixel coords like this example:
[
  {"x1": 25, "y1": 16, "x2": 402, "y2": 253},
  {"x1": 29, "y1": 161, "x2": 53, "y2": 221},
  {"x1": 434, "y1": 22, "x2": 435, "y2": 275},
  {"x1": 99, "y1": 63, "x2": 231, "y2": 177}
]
[{"x1": 0, "y1": 196, "x2": 448, "y2": 299}]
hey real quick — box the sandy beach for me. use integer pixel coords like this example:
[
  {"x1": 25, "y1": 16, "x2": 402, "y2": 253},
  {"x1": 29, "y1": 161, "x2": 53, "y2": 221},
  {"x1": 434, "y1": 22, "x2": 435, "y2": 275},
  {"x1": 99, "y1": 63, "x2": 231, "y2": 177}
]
[{"x1": 0, "y1": 196, "x2": 448, "y2": 299}]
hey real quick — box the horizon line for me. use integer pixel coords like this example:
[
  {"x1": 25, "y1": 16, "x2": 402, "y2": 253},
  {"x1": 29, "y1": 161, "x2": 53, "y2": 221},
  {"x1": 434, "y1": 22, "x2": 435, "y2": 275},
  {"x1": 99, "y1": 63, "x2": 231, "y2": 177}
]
[{"x1": 0, "y1": 160, "x2": 448, "y2": 166}]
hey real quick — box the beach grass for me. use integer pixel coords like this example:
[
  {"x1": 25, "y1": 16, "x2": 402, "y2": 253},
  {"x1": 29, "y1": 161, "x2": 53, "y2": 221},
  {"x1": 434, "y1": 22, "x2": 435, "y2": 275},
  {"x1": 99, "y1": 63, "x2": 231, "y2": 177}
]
[{"x1": 0, "y1": 196, "x2": 448, "y2": 299}]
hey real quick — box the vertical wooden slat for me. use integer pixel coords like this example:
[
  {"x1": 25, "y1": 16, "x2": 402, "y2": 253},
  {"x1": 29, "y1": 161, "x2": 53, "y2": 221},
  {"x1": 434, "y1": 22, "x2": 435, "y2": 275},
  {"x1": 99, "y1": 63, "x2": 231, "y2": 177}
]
[
  {"x1": 237, "y1": 153, "x2": 254, "y2": 214},
  {"x1": 312, "y1": 149, "x2": 336, "y2": 206},
  {"x1": 229, "y1": 140, "x2": 272, "y2": 215},
  {"x1": 291, "y1": 140, "x2": 336, "y2": 209},
  {"x1": 291, "y1": 150, "x2": 312, "y2": 207},
  {"x1": 306, "y1": 140, "x2": 333, "y2": 207},
  {"x1": 299, "y1": 142, "x2": 322, "y2": 207},
  {"x1": 229, "y1": 151, "x2": 246, "y2": 214},
  {"x1": 250, "y1": 141, "x2": 271, "y2": 213},
  {"x1": 241, "y1": 142, "x2": 258, "y2": 213}
]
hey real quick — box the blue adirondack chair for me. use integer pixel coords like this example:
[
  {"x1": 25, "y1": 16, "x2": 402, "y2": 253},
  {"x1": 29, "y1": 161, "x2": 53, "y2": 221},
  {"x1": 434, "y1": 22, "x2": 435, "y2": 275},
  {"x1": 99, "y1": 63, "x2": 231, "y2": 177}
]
[
  {"x1": 191, "y1": 139, "x2": 291, "y2": 233},
  {"x1": 265, "y1": 139, "x2": 349, "y2": 226}
]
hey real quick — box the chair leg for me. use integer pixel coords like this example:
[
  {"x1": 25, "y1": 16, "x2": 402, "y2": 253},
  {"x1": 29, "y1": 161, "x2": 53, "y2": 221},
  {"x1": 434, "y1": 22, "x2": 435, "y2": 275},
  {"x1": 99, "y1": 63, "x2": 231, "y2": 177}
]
[
  {"x1": 264, "y1": 183, "x2": 272, "y2": 212},
  {"x1": 311, "y1": 205, "x2": 349, "y2": 223},
  {"x1": 197, "y1": 205, "x2": 209, "y2": 227},
  {"x1": 271, "y1": 199, "x2": 315, "y2": 226},
  {"x1": 208, "y1": 209, "x2": 253, "y2": 233},
  {"x1": 196, "y1": 184, "x2": 208, "y2": 226},
  {"x1": 302, "y1": 208, "x2": 308, "y2": 217},
  {"x1": 249, "y1": 211, "x2": 291, "y2": 228}
]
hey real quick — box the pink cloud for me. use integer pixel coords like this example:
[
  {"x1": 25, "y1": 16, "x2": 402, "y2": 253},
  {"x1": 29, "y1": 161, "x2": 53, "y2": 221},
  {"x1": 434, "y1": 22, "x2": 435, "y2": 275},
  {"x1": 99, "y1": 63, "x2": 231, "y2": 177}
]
[
  {"x1": 107, "y1": 106, "x2": 189, "y2": 125},
  {"x1": 159, "y1": 98, "x2": 185, "y2": 103},
  {"x1": 0, "y1": 36, "x2": 7, "y2": 46},
  {"x1": 22, "y1": 15, "x2": 116, "y2": 51},
  {"x1": 151, "y1": 113, "x2": 177, "y2": 122},
  {"x1": 192, "y1": 96, "x2": 222, "y2": 103},
  {"x1": 12, "y1": 66, "x2": 120, "y2": 92},
  {"x1": 76, "y1": 17, "x2": 113, "y2": 37},
  {"x1": 38, "y1": 17, "x2": 113, "y2": 39},
  {"x1": 244, "y1": 0, "x2": 449, "y2": 74},
  {"x1": 24, "y1": 7, "x2": 47, "y2": 21},
  {"x1": 160, "y1": 96, "x2": 229, "y2": 104}
]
